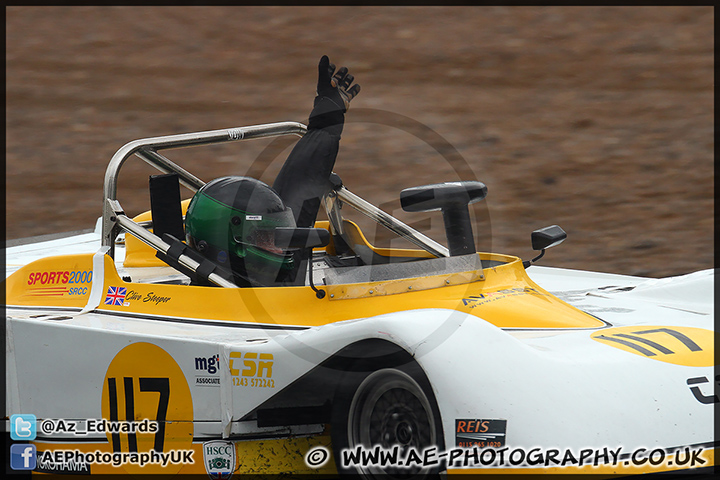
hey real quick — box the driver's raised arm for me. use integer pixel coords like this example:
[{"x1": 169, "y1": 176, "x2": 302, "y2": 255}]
[{"x1": 272, "y1": 55, "x2": 360, "y2": 229}]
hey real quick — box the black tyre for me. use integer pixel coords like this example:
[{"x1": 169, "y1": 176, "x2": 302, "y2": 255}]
[{"x1": 332, "y1": 366, "x2": 444, "y2": 479}]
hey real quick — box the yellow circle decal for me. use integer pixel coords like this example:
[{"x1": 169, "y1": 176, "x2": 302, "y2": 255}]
[
  {"x1": 101, "y1": 342, "x2": 194, "y2": 474},
  {"x1": 591, "y1": 326, "x2": 714, "y2": 366}
]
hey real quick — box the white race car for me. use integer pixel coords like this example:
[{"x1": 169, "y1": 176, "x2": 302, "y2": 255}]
[{"x1": 4, "y1": 122, "x2": 715, "y2": 477}]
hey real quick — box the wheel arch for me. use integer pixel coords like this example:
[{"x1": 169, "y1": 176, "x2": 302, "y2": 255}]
[{"x1": 245, "y1": 338, "x2": 440, "y2": 429}]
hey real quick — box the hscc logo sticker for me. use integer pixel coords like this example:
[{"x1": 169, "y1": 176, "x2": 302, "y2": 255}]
[
  {"x1": 455, "y1": 419, "x2": 507, "y2": 448},
  {"x1": 203, "y1": 440, "x2": 235, "y2": 479}
]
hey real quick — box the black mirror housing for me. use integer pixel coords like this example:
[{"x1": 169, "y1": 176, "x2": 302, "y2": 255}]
[{"x1": 531, "y1": 225, "x2": 567, "y2": 251}]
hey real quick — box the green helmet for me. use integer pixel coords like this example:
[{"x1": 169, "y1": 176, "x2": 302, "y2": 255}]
[{"x1": 185, "y1": 176, "x2": 296, "y2": 286}]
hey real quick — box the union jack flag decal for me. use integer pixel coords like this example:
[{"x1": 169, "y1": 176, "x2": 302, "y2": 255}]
[{"x1": 105, "y1": 286, "x2": 127, "y2": 306}]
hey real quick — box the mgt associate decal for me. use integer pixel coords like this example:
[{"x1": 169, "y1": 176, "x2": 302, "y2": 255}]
[
  {"x1": 195, "y1": 354, "x2": 221, "y2": 387},
  {"x1": 104, "y1": 286, "x2": 171, "y2": 307},
  {"x1": 26, "y1": 270, "x2": 93, "y2": 297}
]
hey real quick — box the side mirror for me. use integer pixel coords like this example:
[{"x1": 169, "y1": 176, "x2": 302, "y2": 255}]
[
  {"x1": 523, "y1": 225, "x2": 566, "y2": 268},
  {"x1": 274, "y1": 227, "x2": 330, "y2": 250},
  {"x1": 531, "y1": 225, "x2": 567, "y2": 251}
]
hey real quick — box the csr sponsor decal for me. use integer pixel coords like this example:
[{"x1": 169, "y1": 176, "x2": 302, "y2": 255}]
[
  {"x1": 462, "y1": 287, "x2": 547, "y2": 308},
  {"x1": 104, "y1": 286, "x2": 171, "y2": 307},
  {"x1": 455, "y1": 419, "x2": 506, "y2": 447},
  {"x1": 229, "y1": 352, "x2": 275, "y2": 388},
  {"x1": 195, "y1": 354, "x2": 221, "y2": 387},
  {"x1": 203, "y1": 440, "x2": 236, "y2": 479}
]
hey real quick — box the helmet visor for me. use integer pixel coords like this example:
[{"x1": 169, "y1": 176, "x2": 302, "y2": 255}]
[{"x1": 230, "y1": 209, "x2": 296, "y2": 255}]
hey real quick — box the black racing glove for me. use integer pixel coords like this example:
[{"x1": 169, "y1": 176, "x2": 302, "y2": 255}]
[{"x1": 308, "y1": 55, "x2": 361, "y2": 136}]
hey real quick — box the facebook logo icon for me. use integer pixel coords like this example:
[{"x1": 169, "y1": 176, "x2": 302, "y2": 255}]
[
  {"x1": 10, "y1": 414, "x2": 36, "y2": 440},
  {"x1": 10, "y1": 444, "x2": 37, "y2": 470}
]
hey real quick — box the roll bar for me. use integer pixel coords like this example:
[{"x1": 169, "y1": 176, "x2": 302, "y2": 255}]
[
  {"x1": 101, "y1": 122, "x2": 308, "y2": 253},
  {"x1": 101, "y1": 121, "x2": 449, "y2": 287}
]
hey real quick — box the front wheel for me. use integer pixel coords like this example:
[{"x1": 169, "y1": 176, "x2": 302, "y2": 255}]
[{"x1": 332, "y1": 367, "x2": 444, "y2": 479}]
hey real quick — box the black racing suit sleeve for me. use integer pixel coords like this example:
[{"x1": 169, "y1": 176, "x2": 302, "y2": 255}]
[
  {"x1": 272, "y1": 96, "x2": 344, "y2": 229},
  {"x1": 271, "y1": 96, "x2": 344, "y2": 285}
]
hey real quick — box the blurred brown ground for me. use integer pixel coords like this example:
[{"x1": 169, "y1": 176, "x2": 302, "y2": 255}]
[{"x1": 6, "y1": 6, "x2": 713, "y2": 278}]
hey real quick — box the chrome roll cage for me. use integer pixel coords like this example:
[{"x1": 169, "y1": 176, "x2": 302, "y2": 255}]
[{"x1": 102, "y1": 122, "x2": 449, "y2": 287}]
